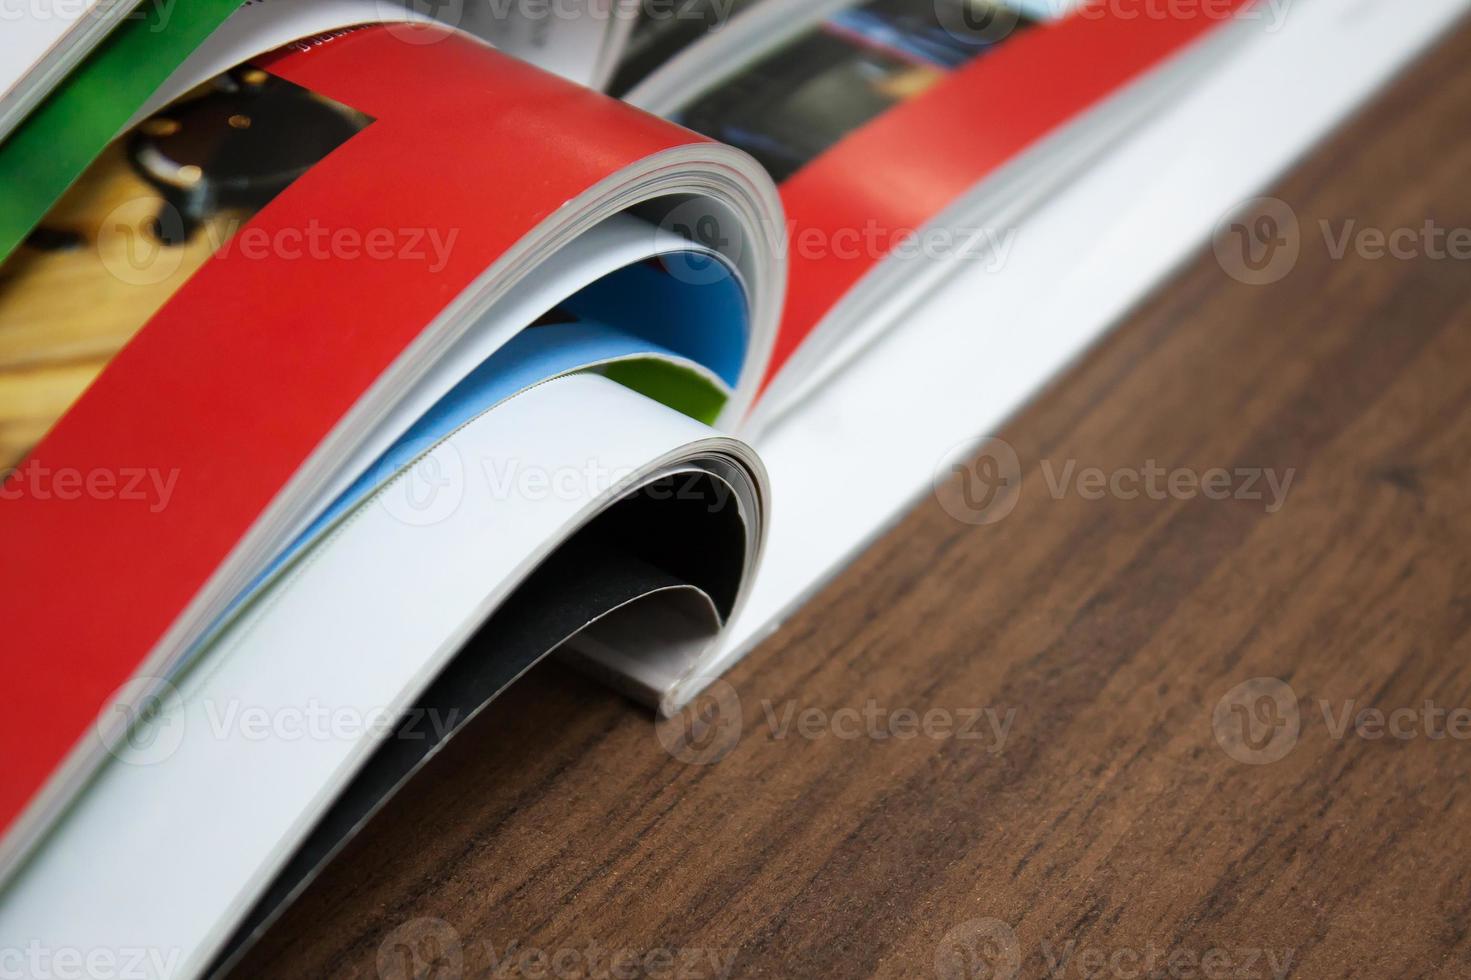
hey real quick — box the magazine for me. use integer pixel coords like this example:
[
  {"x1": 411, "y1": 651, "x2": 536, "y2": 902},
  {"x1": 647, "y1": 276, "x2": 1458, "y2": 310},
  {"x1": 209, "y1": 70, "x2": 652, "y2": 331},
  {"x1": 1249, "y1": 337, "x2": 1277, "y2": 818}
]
[{"x1": 0, "y1": 0, "x2": 1466, "y2": 975}]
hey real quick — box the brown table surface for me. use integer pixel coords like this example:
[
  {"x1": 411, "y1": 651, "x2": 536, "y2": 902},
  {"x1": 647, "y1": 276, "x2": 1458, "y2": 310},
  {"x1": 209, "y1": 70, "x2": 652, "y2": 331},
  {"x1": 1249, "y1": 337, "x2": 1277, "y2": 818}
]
[{"x1": 238, "y1": 21, "x2": 1471, "y2": 980}]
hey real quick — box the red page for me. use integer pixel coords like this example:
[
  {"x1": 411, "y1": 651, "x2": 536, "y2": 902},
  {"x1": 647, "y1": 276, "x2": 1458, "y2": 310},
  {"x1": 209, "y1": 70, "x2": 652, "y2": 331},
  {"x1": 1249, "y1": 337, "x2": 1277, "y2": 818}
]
[
  {"x1": 757, "y1": 0, "x2": 1255, "y2": 376},
  {"x1": 0, "y1": 26, "x2": 703, "y2": 854}
]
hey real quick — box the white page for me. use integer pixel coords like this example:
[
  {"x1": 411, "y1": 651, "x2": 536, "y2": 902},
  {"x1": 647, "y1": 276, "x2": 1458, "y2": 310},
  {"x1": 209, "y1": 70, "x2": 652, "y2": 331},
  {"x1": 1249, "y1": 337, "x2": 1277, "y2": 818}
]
[
  {"x1": 714, "y1": 0, "x2": 1471, "y2": 669},
  {"x1": 0, "y1": 0, "x2": 107, "y2": 85},
  {"x1": 0, "y1": 0, "x2": 129, "y2": 141},
  {"x1": 0, "y1": 374, "x2": 763, "y2": 980},
  {"x1": 622, "y1": 0, "x2": 851, "y2": 113},
  {"x1": 459, "y1": 0, "x2": 639, "y2": 89}
]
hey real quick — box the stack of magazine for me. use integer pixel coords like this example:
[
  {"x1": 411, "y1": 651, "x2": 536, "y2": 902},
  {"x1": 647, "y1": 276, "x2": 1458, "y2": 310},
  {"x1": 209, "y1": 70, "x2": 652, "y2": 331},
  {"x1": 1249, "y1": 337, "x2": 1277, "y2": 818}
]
[{"x1": 0, "y1": 0, "x2": 1465, "y2": 975}]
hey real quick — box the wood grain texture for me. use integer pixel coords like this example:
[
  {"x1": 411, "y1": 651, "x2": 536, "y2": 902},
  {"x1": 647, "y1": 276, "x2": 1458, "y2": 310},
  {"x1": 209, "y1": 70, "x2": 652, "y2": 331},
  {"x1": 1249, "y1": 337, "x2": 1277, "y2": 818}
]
[
  {"x1": 238, "y1": 22, "x2": 1471, "y2": 980},
  {"x1": 0, "y1": 145, "x2": 251, "y2": 468}
]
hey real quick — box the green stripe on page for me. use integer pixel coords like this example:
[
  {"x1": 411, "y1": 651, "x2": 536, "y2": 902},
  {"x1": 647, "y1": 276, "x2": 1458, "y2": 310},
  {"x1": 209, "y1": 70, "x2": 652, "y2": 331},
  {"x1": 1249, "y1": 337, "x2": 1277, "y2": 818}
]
[
  {"x1": 0, "y1": 0, "x2": 242, "y2": 264},
  {"x1": 597, "y1": 360, "x2": 728, "y2": 426}
]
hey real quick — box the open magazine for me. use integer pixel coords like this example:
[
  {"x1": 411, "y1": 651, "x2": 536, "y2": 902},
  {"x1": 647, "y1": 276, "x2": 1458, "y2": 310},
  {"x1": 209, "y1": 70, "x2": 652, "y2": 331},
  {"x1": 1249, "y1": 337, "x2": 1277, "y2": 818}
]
[{"x1": 0, "y1": 0, "x2": 1465, "y2": 975}]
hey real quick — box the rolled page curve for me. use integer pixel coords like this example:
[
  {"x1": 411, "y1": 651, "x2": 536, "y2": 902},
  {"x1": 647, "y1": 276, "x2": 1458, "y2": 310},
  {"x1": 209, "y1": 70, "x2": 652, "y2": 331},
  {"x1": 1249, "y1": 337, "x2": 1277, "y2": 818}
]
[{"x1": 0, "y1": 25, "x2": 784, "y2": 887}]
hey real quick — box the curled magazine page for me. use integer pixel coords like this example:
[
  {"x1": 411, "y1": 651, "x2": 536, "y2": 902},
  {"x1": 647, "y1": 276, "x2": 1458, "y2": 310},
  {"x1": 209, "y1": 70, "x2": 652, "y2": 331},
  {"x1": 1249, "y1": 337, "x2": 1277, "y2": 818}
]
[
  {"x1": 0, "y1": 25, "x2": 784, "y2": 889},
  {"x1": 211, "y1": 468, "x2": 749, "y2": 972},
  {"x1": 0, "y1": 374, "x2": 767, "y2": 979}
]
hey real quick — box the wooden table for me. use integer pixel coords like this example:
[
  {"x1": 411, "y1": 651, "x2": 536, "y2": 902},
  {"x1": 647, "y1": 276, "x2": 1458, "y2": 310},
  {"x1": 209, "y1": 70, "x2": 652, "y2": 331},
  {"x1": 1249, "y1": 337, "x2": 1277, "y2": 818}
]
[{"x1": 239, "y1": 22, "x2": 1471, "y2": 979}]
